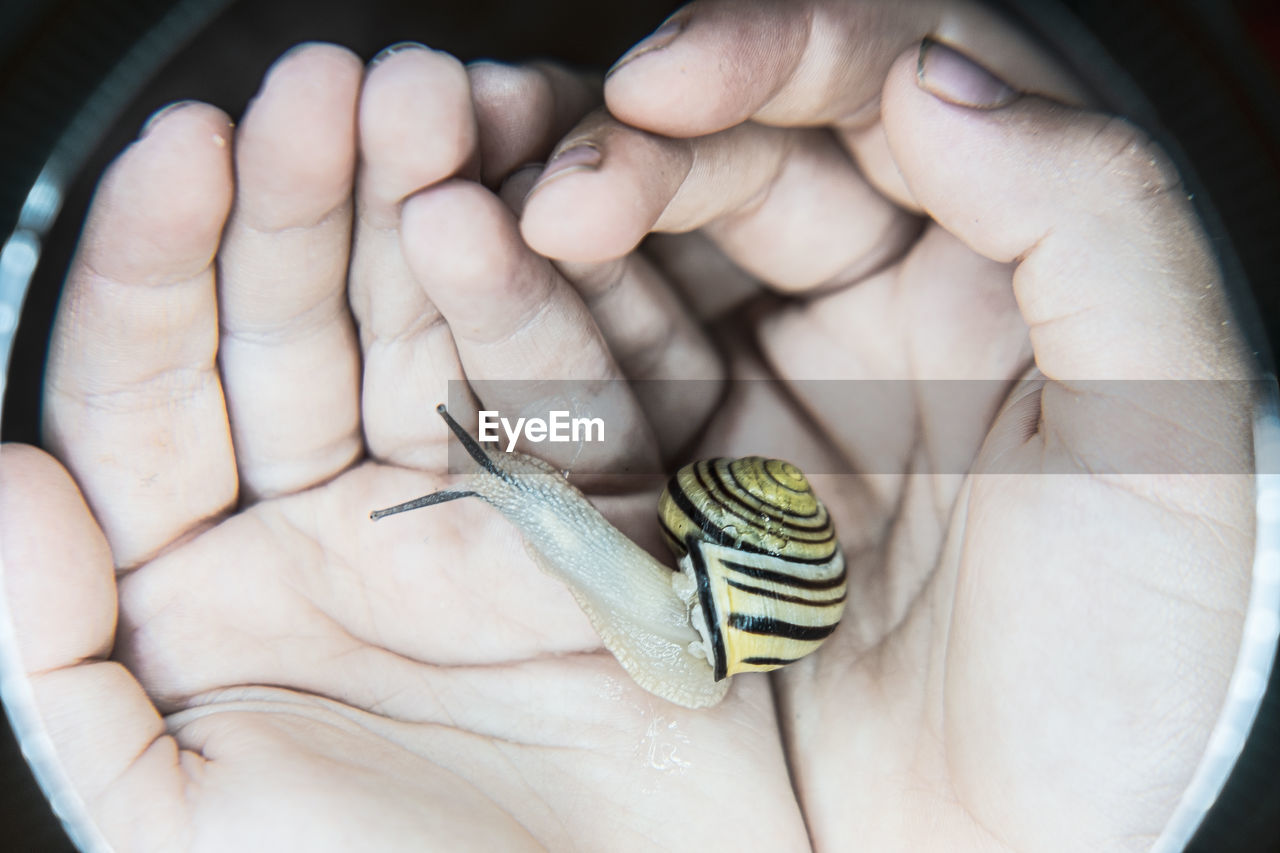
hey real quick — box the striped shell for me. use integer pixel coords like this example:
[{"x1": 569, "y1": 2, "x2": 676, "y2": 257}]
[{"x1": 658, "y1": 458, "x2": 847, "y2": 681}]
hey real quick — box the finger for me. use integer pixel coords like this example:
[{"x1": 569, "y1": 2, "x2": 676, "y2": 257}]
[
  {"x1": 603, "y1": 0, "x2": 1087, "y2": 209},
  {"x1": 882, "y1": 42, "x2": 1251, "y2": 381},
  {"x1": 521, "y1": 113, "x2": 918, "y2": 290},
  {"x1": 503, "y1": 167, "x2": 724, "y2": 458},
  {"x1": 469, "y1": 60, "x2": 598, "y2": 188},
  {"x1": 604, "y1": 0, "x2": 1086, "y2": 135},
  {"x1": 883, "y1": 47, "x2": 1257, "y2": 839},
  {"x1": 351, "y1": 48, "x2": 655, "y2": 473},
  {"x1": 216, "y1": 44, "x2": 364, "y2": 501},
  {"x1": 42, "y1": 103, "x2": 237, "y2": 568},
  {"x1": 0, "y1": 445, "x2": 186, "y2": 848},
  {"x1": 349, "y1": 44, "x2": 477, "y2": 467},
  {"x1": 398, "y1": 179, "x2": 660, "y2": 473}
]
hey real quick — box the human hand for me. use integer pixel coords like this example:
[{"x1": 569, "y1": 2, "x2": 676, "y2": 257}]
[
  {"x1": 0, "y1": 43, "x2": 813, "y2": 851},
  {"x1": 513, "y1": 1, "x2": 1259, "y2": 849}
]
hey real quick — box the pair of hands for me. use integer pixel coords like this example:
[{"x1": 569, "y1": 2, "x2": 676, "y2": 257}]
[{"x1": 0, "y1": 1, "x2": 1257, "y2": 850}]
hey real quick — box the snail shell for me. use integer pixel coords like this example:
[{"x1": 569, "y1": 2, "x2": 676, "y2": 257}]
[
  {"x1": 659, "y1": 458, "x2": 846, "y2": 683},
  {"x1": 371, "y1": 405, "x2": 846, "y2": 709}
]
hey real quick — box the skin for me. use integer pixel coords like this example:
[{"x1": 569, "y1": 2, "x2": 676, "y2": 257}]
[{"x1": 0, "y1": 1, "x2": 1258, "y2": 850}]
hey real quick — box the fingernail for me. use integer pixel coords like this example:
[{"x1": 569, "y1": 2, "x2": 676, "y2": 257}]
[
  {"x1": 530, "y1": 144, "x2": 601, "y2": 192},
  {"x1": 917, "y1": 38, "x2": 1017, "y2": 109},
  {"x1": 606, "y1": 10, "x2": 689, "y2": 78},
  {"x1": 141, "y1": 100, "x2": 198, "y2": 137},
  {"x1": 369, "y1": 40, "x2": 430, "y2": 68}
]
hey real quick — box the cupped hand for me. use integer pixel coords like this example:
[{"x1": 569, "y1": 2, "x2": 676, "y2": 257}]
[
  {"x1": 1, "y1": 44, "x2": 802, "y2": 852},
  {"x1": 0, "y1": 3, "x2": 1260, "y2": 851},
  {"x1": 517, "y1": 1, "x2": 1259, "y2": 850}
]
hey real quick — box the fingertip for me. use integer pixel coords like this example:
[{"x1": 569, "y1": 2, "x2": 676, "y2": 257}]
[
  {"x1": 521, "y1": 121, "x2": 689, "y2": 263},
  {"x1": 136, "y1": 99, "x2": 232, "y2": 150},
  {"x1": 603, "y1": 0, "x2": 808, "y2": 136},
  {"x1": 881, "y1": 45, "x2": 1172, "y2": 261},
  {"x1": 605, "y1": 7, "x2": 691, "y2": 80},
  {"x1": 520, "y1": 169, "x2": 644, "y2": 263},
  {"x1": 520, "y1": 149, "x2": 631, "y2": 262},
  {"x1": 236, "y1": 44, "x2": 362, "y2": 225},
  {"x1": 397, "y1": 180, "x2": 623, "y2": 399},
  {"x1": 267, "y1": 40, "x2": 363, "y2": 82},
  {"x1": 360, "y1": 45, "x2": 477, "y2": 199},
  {"x1": 401, "y1": 180, "x2": 527, "y2": 299},
  {"x1": 92, "y1": 102, "x2": 233, "y2": 282},
  {"x1": 130, "y1": 101, "x2": 234, "y2": 194},
  {"x1": 881, "y1": 45, "x2": 1244, "y2": 379},
  {"x1": 130, "y1": 101, "x2": 234, "y2": 208},
  {"x1": 138, "y1": 99, "x2": 201, "y2": 138},
  {"x1": 881, "y1": 46, "x2": 1035, "y2": 260},
  {"x1": 915, "y1": 38, "x2": 1018, "y2": 110}
]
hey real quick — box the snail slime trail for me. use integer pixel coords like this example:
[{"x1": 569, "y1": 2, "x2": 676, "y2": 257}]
[{"x1": 370, "y1": 404, "x2": 847, "y2": 709}]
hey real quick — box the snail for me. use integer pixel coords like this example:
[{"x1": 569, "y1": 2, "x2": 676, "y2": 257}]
[{"x1": 371, "y1": 404, "x2": 847, "y2": 709}]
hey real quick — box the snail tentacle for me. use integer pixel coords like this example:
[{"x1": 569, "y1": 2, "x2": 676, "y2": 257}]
[
  {"x1": 370, "y1": 490, "x2": 479, "y2": 520},
  {"x1": 433, "y1": 402, "x2": 515, "y2": 483},
  {"x1": 370, "y1": 404, "x2": 520, "y2": 519}
]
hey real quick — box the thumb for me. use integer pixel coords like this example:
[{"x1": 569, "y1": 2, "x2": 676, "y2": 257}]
[
  {"x1": 0, "y1": 444, "x2": 186, "y2": 849},
  {"x1": 882, "y1": 40, "x2": 1251, "y2": 381}
]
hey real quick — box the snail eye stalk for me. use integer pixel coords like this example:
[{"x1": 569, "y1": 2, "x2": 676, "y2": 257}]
[{"x1": 370, "y1": 489, "x2": 478, "y2": 521}]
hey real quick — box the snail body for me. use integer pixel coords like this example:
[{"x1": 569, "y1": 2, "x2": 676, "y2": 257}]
[{"x1": 371, "y1": 405, "x2": 846, "y2": 709}]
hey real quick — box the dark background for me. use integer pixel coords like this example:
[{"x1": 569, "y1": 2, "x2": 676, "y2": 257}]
[{"x1": 1, "y1": 0, "x2": 1278, "y2": 850}]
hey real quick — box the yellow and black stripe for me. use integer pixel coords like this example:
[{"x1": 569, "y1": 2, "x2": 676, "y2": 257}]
[{"x1": 659, "y1": 457, "x2": 847, "y2": 681}]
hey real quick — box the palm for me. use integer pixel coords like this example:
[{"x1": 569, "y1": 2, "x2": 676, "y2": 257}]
[
  {"x1": 107, "y1": 462, "x2": 804, "y2": 850},
  {"x1": 750, "y1": 220, "x2": 1251, "y2": 848}
]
